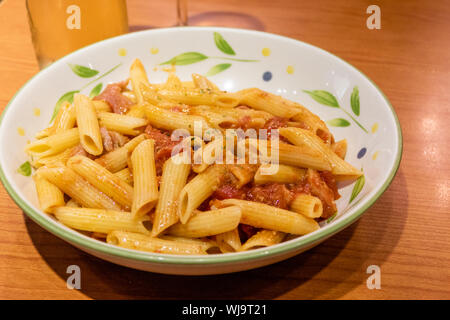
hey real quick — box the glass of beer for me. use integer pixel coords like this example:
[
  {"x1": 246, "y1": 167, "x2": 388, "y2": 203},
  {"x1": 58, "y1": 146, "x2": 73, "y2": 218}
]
[{"x1": 26, "y1": 0, "x2": 129, "y2": 69}]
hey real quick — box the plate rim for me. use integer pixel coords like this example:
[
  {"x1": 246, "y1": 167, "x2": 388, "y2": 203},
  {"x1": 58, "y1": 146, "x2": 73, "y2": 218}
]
[{"x1": 0, "y1": 26, "x2": 403, "y2": 266}]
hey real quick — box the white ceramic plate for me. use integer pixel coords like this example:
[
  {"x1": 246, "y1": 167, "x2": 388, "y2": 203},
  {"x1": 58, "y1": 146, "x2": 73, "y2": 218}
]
[{"x1": 0, "y1": 27, "x2": 402, "y2": 275}]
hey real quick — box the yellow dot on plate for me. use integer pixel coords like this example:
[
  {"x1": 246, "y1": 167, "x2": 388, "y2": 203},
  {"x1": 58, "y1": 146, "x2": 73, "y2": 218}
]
[
  {"x1": 286, "y1": 65, "x2": 294, "y2": 74},
  {"x1": 371, "y1": 122, "x2": 379, "y2": 133},
  {"x1": 33, "y1": 108, "x2": 41, "y2": 116},
  {"x1": 262, "y1": 48, "x2": 271, "y2": 57},
  {"x1": 372, "y1": 151, "x2": 379, "y2": 160},
  {"x1": 151, "y1": 47, "x2": 159, "y2": 54},
  {"x1": 17, "y1": 127, "x2": 25, "y2": 136},
  {"x1": 118, "y1": 48, "x2": 127, "y2": 57}
]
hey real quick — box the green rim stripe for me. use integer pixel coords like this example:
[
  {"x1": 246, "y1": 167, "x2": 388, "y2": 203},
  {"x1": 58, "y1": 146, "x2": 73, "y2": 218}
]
[{"x1": 0, "y1": 27, "x2": 403, "y2": 266}]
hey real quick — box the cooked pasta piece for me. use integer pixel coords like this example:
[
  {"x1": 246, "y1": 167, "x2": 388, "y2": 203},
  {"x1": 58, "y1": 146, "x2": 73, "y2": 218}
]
[
  {"x1": 130, "y1": 59, "x2": 150, "y2": 105},
  {"x1": 215, "y1": 228, "x2": 241, "y2": 253},
  {"x1": 192, "y1": 73, "x2": 220, "y2": 91},
  {"x1": 74, "y1": 94, "x2": 103, "y2": 155},
  {"x1": 98, "y1": 112, "x2": 148, "y2": 136},
  {"x1": 114, "y1": 167, "x2": 133, "y2": 185},
  {"x1": 178, "y1": 165, "x2": 226, "y2": 224},
  {"x1": 238, "y1": 88, "x2": 299, "y2": 118},
  {"x1": 32, "y1": 147, "x2": 73, "y2": 168},
  {"x1": 37, "y1": 165, "x2": 121, "y2": 211},
  {"x1": 53, "y1": 207, "x2": 150, "y2": 234},
  {"x1": 254, "y1": 164, "x2": 306, "y2": 185},
  {"x1": 164, "y1": 72, "x2": 183, "y2": 90},
  {"x1": 92, "y1": 100, "x2": 112, "y2": 113},
  {"x1": 168, "y1": 206, "x2": 241, "y2": 238},
  {"x1": 331, "y1": 139, "x2": 347, "y2": 159},
  {"x1": 290, "y1": 194, "x2": 323, "y2": 218},
  {"x1": 278, "y1": 142, "x2": 331, "y2": 171},
  {"x1": 53, "y1": 102, "x2": 76, "y2": 134},
  {"x1": 33, "y1": 173, "x2": 65, "y2": 213},
  {"x1": 131, "y1": 140, "x2": 158, "y2": 219},
  {"x1": 107, "y1": 231, "x2": 208, "y2": 255},
  {"x1": 239, "y1": 230, "x2": 285, "y2": 251},
  {"x1": 152, "y1": 155, "x2": 191, "y2": 237},
  {"x1": 144, "y1": 103, "x2": 210, "y2": 134},
  {"x1": 221, "y1": 199, "x2": 320, "y2": 235},
  {"x1": 280, "y1": 127, "x2": 361, "y2": 180},
  {"x1": 161, "y1": 235, "x2": 218, "y2": 252},
  {"x1": 67, "y1": 155, "x2": 134, "y2": 210},
  {"x1": 96, "y1": 134, "x2": 146, "y2": 172},
  {"x1": 26, "y1": 128, "x2": 80, "y2": 158},
  {"x1": 157, "y1": 87, "x2": 239, "y2": 108}
]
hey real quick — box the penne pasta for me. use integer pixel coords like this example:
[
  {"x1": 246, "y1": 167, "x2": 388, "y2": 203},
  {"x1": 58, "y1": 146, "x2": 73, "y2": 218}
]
[
  {"x1": 157, "y1": 87, "x2": 240, "y2": 109},
  {"x1": 53, "y1": 102, "x2": 76, "y2": 134},
  {"x1": 331, "y1": 139, "x2": 347, "y2": 159},
  {"x1": 280, "y1": 127, "x2": 362, "y2": 180},
  {"x1": 278, "y1": 142, "x2": 331, "y2": 171},
  {"x1": 215, "y1": 228, "x2": 241, "y2": 253},
  {"x1": 37, "y1": 165, "x2": 122, "y2": 211},
  {"x1": 92, "y1": 100, "x2": 112, "y2": 113},
  {"x1": 54, "y1": 207, "x2": 150, "y2": 234},
  {"x1": 67, "y1": 155, "x2": 134, "y2": 210},
  {"x1": 221, "y1": 199, "x2": 320, "y2": 235},
  {"x1": 161, "y1": 235, "x2": 218, "y2": 252},
  {"x1": 74, "y1": 93, "x2": 103, "y2": 156},
  {"x1": 32, "y1": 147, "x2": 73, "y2": 168},
  {"x1": 131, "y1": 140, "x2": 159, "y2": 219},
  {"x1": 192, "y1": 73, "x2": 220, "y2": 91},
  {"x1": 26, "y1": 128, "x2": 80, "y2": 158},
  {"x1": 239, "y1": 230, "x2": 285, "y2": 251},
  {"x1": 33, "y1": 173, "x2": 65, "y2": 213},
  {"x1": 144, "y1": 103, "x2": 210, "y2": 134},
  {"x1": 152, "y1": 155, "x2": 191, "y2": 237},
  {"x1": 130, "y1": 59, "x2": 150, "y2": 105},
  {"x1": 254, "y1": 164, "x2": 306, "y2": 184},
  {"x1": 25, "y1": 59, "x2": 359, "y2": 255},
  {"x1": 114, "y1": 167, "x2": 133, "y2": 185},
  {"x1": 107, "y1": 231, "x2": 208, "y2": 255},
  {"x1": 95, "y1": 134, "x2": 146, "y2": 172},
  {"x1": 238, "y1": 88, "x2": 299, "y2": 118},
  {"x1": 168, "y1": 206, "x2": 241, "y2": 238},
  {"x1": 178, "y1": 165, "x2": 226, "y2": 224},
  {"x1": 98, "y1": 112, "x2": 148, "y2": 136},
  {"x1": 290, "y1": 194, "x2": 323, "y2": 218}
]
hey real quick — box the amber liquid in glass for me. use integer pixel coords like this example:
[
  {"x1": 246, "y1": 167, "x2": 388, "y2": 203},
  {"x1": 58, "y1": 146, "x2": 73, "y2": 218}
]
[{"x1": 26, "y1": 0, "x2": 128, "y2": 68}]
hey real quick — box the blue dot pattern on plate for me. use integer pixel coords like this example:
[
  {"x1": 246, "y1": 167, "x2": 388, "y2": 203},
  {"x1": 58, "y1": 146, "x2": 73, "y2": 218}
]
[
  {"x1": 357, "y1": 147, "x2": 367, "y2": 159},
  {"x1": 263, "y1": 71, "x2": 272, "y2": 81}
]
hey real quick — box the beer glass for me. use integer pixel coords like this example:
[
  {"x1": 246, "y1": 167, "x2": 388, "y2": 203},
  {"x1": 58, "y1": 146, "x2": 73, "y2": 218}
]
[{"x1": 26, "y1": 0, "x2": 129, "y2": 68}]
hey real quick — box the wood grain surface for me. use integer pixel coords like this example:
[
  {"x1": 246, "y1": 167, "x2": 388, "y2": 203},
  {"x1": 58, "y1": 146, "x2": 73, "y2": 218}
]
[{"x1": 0, "y1": 0, "x2": 449, "y2": 300}]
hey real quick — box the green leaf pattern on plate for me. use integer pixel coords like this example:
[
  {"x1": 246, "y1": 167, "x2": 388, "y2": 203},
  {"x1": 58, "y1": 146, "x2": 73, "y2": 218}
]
[
  {"x1": 351, "y1": 86, "x2": 360, "y2": 116},
  {"x1": 205, "y1": 63, "x2": 232, "y2": 76},
  {"x1": 89, "y1": 83, "x2": 103, "y2": 98},
  {"x1": 50, "y1": 90, "x2": 79, "y2": 122},
  {"x1": 304, "y1": 88, "x2": 368, "y2": 133},
  {"x1": 303, "y1": 90, "x2": 340, "y2": 108},
  {"x1": 326, "y1": 213, "x2": 337, "y2": 224},
  {"x1": 161, "y1": 52, "x2": 209, "y2": 66},
  {"x1": 69, "y1": 64, "x2": 99, "y2": 78},
  {"x1": 17, "y1": 161, "x2": 32, "y2": 177},
  {"x1": 349, "y1": 174, "x2": 365, "y2": 203},
  {"x1": 327, "y1": 118, "x2": 351, "y2": 127},
  {"x1": 159, "y1": 32, "x2": 257, "y2": 76},
  {"x1": 214, "y1": 32, "x2": 236, "y2": 56}
]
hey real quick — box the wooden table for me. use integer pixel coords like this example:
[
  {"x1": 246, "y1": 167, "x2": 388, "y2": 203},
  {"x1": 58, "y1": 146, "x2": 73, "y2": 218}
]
[{"x1": 0, "y1": 0, "x2": 449, "y2": 300}]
